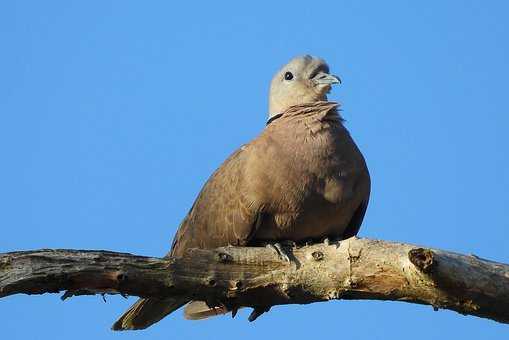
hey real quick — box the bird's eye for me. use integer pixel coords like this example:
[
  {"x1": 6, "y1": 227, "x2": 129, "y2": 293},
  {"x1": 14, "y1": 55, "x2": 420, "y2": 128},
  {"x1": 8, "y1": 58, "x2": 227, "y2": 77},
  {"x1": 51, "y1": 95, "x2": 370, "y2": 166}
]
[{"x1": 284, "y1": 72, "x2": 294, "y2": 81}]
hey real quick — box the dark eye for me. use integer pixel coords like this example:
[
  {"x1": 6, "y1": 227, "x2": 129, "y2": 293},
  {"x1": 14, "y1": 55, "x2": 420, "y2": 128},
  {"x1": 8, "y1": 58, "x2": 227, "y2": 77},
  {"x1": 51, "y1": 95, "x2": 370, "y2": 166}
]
[{"x1": 284, "y1": 71, "x2": 294, "y2": 81}]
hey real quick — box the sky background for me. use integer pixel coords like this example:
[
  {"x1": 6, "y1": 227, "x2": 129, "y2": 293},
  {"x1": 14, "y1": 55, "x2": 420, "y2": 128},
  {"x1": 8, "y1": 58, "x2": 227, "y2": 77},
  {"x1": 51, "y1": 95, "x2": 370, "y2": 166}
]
[{"x1": 1, "y1": 1, "x2": 508, "y2": 339}]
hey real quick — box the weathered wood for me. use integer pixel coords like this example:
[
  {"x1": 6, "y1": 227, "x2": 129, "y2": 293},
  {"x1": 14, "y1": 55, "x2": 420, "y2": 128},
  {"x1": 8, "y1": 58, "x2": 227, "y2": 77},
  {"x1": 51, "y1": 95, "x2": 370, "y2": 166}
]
[{"x1": 1, "y1": 238, "x2": 509, "y2": 325}]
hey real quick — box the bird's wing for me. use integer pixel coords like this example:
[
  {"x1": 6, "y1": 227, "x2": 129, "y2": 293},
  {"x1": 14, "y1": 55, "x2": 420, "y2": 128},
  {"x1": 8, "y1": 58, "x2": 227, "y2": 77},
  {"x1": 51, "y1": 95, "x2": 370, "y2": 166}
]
[
  {"x1": 342, "y1": 197, "x2": 369, "y2": 239},
  {"x1": 342, "y1": 168, "x2": 371, "y2": 239},
  {"x1": 169, "y1": 145, "x2": 262, "y2": 257}
]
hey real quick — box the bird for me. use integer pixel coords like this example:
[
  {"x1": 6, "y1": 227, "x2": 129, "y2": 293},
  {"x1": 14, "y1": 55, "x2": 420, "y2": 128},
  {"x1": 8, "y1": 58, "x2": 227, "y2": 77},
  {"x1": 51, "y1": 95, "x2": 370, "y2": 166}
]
[{"x1": 112, "y1": 55, "x2": 370, "y2": 330}]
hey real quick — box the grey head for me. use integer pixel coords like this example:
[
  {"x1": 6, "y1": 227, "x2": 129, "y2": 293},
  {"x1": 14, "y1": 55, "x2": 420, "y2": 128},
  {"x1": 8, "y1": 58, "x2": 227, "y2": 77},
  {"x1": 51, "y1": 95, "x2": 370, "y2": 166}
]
[{"x1": 268, "y1": 55, "x2": 340, "y2": 120}]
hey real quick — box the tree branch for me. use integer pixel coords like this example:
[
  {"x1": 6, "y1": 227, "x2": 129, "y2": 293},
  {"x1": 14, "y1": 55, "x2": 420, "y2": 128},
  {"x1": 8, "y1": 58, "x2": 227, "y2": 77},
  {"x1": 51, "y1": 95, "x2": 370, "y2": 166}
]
[{"x1": 1, "y1": 238, "x2": 508, "y2": 325}]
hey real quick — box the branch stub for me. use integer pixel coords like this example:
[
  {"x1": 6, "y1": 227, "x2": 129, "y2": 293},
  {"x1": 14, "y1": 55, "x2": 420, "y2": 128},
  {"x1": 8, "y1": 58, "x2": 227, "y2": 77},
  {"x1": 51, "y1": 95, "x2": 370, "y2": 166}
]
[{"x1": 408, "y1": 248, "x2": 435, "y2": 273}]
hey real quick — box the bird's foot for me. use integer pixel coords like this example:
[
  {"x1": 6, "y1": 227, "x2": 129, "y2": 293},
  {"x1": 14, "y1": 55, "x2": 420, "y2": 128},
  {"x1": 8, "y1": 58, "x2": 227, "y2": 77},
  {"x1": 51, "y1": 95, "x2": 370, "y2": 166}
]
[
  {"x1": 322, "y1": 236, "x2": 341, "y2": 248},
  {"x1": 266, "y1": 242, "x2": 292, "y2": 262},
  {"x1": 280, "y1": 240, "x2": 297, "y2": 248}
]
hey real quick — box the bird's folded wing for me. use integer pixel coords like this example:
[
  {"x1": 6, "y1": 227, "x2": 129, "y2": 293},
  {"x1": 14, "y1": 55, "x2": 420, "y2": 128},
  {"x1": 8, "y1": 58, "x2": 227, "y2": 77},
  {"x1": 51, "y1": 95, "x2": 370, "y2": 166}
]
[{"x1": 169, "y1": 145, "x2": 262, "y2": 257}]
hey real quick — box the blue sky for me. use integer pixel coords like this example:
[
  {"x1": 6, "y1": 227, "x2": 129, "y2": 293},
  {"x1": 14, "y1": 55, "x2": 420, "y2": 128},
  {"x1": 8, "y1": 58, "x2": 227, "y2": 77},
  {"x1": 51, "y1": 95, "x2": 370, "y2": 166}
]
[{"x1": 1, "y1": 1, "x2": 508, "y2": 339}]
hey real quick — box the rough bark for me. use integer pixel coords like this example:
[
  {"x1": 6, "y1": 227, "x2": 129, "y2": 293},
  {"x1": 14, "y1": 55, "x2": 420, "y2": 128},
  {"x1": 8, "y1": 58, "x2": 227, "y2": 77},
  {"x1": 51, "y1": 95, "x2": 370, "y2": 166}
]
[{"x1": 1, "y1": 237, "x2": 508, "y2": 325}]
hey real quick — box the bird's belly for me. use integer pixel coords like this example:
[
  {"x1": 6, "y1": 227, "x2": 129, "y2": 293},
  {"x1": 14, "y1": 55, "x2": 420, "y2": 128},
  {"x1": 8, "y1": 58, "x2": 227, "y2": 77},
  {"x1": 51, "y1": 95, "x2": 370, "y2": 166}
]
[
  {"x1": 249, "y1": 125, "x2": 367, "y2": 244},
  {"x1": 254, "y1": 177, "x2": 358, "y2": 243},
  {"x1": 255, "y1": 205, "x2": 352, "y2": 243}
]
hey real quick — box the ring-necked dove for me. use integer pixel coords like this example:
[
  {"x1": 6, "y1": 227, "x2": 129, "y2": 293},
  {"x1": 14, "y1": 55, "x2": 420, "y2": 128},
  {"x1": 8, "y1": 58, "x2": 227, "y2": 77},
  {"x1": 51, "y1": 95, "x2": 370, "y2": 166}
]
[{"x1": 112, "y1": 55, "x2": 370, "y2": 330}]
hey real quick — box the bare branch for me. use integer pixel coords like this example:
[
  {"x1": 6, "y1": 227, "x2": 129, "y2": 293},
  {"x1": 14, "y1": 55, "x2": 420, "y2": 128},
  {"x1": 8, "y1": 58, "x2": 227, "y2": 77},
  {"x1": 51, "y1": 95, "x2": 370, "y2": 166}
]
[{"x1": 1, "y1": 238, "x2": 509, "y2": 325}]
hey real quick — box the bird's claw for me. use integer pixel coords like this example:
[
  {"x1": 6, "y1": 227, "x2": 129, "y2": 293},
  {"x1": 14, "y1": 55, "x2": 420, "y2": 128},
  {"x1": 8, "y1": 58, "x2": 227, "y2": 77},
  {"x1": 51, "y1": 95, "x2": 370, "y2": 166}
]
[
  {"x1": 266, "y1": 242, "x2": 291, "y2": 262},
  {"x1": 322, "y1": 236, "x2": 341, "y2": 248},
  {"x1": 280, "y1": 240, "x2": 297, "y2": 248}
]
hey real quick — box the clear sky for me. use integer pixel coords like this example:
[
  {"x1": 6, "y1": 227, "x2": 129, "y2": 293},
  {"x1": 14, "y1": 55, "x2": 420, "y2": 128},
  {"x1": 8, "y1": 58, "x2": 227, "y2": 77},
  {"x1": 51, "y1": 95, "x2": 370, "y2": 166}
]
[{"x1": 1, "y1": 1, "x2": 508, "y2": 339}]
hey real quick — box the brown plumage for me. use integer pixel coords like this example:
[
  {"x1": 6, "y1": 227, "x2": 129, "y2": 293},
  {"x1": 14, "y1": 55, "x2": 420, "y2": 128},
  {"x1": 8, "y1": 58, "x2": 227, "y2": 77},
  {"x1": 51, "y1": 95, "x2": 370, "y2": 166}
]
[{"x1": 112, "y1": 55, "x2": 370, "y2": 330}]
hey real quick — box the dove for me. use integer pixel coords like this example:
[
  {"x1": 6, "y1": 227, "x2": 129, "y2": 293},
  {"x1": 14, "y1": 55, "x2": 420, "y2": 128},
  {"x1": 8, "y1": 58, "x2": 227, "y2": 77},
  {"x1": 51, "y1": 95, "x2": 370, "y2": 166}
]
[{"x1": 112, "y1": 55, "x2": 370, "y2": 330}]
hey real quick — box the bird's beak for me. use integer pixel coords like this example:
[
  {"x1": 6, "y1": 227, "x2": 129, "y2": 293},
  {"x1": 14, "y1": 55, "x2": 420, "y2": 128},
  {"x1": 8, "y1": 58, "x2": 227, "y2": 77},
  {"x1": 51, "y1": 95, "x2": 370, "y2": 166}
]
[{"x1": 313, "y1": 72, "x2": 341, "y2": 85}]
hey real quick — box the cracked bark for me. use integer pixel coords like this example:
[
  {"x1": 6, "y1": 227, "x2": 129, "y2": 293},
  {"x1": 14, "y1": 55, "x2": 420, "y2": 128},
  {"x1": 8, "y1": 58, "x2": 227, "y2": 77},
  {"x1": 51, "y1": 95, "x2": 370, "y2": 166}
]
[{"x1": 1, "y1": 237, "x2": 509, "y2": 326}]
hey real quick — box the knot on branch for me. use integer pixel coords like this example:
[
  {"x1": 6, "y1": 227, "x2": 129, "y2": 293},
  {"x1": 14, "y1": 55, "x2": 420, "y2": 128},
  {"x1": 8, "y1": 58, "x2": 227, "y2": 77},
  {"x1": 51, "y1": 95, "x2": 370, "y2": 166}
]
[
  {"x1": 311, "y1": 251, "x2": 324, "y2": 261},
  {"x1": 216, "y1": 252, "x2": 233, "y2": 263},
  {"x1": 0, "y1": 256, "x2": 11, "y2": 270},
  {"x1": 409, "y1": 248, "x2": 435, "y2": 273},
  {"x1": 116, "y1": 272, "x2": 128, "y2": 282}
]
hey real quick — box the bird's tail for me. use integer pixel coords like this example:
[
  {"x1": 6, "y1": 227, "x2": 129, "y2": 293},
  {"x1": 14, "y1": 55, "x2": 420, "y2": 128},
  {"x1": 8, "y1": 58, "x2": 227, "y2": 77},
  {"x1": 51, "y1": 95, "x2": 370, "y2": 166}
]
[
  {"x1": 184, "y1": 301, "x2": 230, "y2": 320},
  {"x1": 112, "y1": 297, "x2": 188, "y2": 331}
]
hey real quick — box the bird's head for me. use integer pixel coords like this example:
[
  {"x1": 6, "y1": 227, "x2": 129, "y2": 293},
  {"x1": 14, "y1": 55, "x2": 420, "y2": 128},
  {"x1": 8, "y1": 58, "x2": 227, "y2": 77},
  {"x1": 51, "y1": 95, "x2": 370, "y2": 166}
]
[{"x1": 268, "y1": 55, "x2": 341, "y2": 120}]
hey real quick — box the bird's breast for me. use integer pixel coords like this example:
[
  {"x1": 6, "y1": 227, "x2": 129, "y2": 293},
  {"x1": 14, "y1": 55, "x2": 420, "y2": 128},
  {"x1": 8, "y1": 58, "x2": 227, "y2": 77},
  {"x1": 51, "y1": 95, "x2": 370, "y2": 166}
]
[{"x1": 248, "y1": 119, "x2": 367, "y2": 242}]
